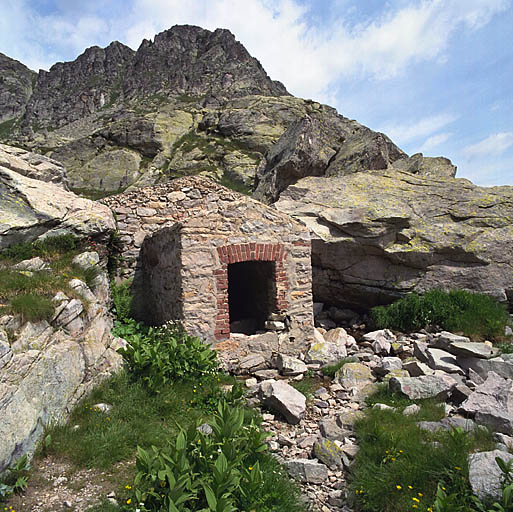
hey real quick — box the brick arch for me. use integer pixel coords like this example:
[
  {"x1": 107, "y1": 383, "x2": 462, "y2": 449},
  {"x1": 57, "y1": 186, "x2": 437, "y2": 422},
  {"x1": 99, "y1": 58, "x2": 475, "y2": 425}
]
[{"x1": 214, "y1": 243, "x2": 289, "y2": 340}]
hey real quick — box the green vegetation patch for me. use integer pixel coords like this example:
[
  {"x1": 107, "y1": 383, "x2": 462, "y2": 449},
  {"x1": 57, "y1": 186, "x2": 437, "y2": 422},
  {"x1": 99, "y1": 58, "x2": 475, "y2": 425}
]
[
  {"x1": 350, "y1": 387, "x2": 496, "y2": 512},
  {"x1": 0, "y1": 235, "x2": 99, "y2": 322},
  {"x1": 371, "y1": 289, "x2": 511, "y2": 340}
]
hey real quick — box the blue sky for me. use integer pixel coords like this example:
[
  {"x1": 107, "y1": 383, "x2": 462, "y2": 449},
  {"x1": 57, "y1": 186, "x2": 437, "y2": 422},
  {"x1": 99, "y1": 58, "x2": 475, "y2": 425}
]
[{"x1": 1, "y1": 0, "x2": 512, "y2": 186}]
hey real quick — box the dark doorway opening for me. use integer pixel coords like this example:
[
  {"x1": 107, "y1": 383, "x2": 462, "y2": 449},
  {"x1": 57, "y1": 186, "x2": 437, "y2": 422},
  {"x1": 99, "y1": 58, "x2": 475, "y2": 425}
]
[{"x1": 228, "y1": 261, "x2": 275, "y2": 335}]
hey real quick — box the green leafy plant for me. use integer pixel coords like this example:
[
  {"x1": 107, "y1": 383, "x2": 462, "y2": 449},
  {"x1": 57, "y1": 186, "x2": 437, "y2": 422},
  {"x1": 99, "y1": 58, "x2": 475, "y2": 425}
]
[
  {"x1": 116, "y1": 321, "x2": 219, "y2": 392},
  {"x1": 129, "y1": 400, "x2": 300, "y2": 512},
  {"x1": 371, "y1": 289, "x2": 510, "y2": 339},
  {"x1": 0, "y1": 455, "x2": 30, "y2": 502}
]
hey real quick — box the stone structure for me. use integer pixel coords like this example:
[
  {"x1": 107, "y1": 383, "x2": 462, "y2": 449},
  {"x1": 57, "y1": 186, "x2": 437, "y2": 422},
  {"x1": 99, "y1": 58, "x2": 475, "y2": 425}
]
[{"x1": 103, "y1": 176, "x2": 314, "y2": 353}]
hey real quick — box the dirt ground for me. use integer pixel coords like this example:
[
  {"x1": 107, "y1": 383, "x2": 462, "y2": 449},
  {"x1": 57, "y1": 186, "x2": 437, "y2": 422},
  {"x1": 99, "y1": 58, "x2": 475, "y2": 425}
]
[{"x1": 5, "y1": 456, "x2": 133, "y2": 512}]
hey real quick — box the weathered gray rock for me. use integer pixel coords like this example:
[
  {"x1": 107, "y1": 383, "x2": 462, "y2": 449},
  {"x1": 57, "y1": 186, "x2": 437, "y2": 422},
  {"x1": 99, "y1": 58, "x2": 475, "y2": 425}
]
[
  {"x1": 12, "y1": 257, "x2": 48, "y2": 272},
  {"x1": 432, "y1": 332, "x2": 494, "y2": 359},
  {"x1": 0, "y1": 166, "x2": 115, "y2": 249},
  {"x1": 403, "y1": 359, "x2": 435, "y2": 377},
  {"x1": 335, "y1": 362, "x2": 375, "y2": 392},
  {"x1": 239, "y1": 354, "x2": 267, "y2": 372},
  {"x1": 285, "y1": 459, "x2": 329, "y2": 484},
  {"x1": 417, "y1": 417, "x2": 477, "y2": 433},
  {"x1": 306, "y1": 327, "x2": 348, "y2": 364},
  {"x1": 275, "y1": 170, "x2": 513, "y2": 312},
  {"x1": 313, "y1": 438, "x2": 343, "y2": 469},
  {"x1": 389, "y1": 373, "x2": 457, "y2": 400},
  {"x1": 461, "y1": 372, "x2": 513, "y2": 434},
  {"x1": 375, "y1": 357, "x2": 402, "y2": 376},
  {"x1": 0, "y1": 144, "x2": 68, "y2": 188},
  {"x1": 276, "y1": 353, "x2": 307, "y2": 376},
  {"x1": 259, "y1": 380, "x2": 306, "y2": 424},
  {"x1": 0, "y1": 278, "x2": 122, "y2": 471},
  {"x1": 425, "y1": 348, "x2": 465, "y2": 375},
  {"x1": 469, "y1": 450, "x2": 513, "y2": 501},
  {"x1": 319, "y1": 418, "x2": 351, "y2": 441},
  {"x1": 403, "y1": 404, "x2": 421, "y2": 416},
  {"x1": 72, "y1": 251, "x2": 100, "y2": 270}
]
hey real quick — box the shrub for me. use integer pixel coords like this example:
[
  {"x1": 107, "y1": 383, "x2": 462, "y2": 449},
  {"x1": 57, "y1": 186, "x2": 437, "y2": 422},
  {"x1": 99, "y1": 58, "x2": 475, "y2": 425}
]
[
  {"x1": 371, "y1": 289, "x2": 510, "y2": 339},
  {"x1": 116, "y1": 321, "x2": 218, "y2": 392},
  {"x1": 0, "y1": 455, "x2": 30, "y2": 503}
]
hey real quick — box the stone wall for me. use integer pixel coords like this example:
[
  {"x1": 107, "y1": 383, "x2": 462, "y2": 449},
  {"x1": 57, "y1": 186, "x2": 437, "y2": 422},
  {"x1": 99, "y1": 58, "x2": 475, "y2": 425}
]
[{"x1": 104, "y1": 176, "x2": 314, "y2": 354}]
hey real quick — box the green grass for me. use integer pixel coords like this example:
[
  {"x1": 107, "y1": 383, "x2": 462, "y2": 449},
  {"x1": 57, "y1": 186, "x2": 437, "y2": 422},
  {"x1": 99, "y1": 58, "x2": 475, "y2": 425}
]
[
  {"x1": 290, "y1": 376, "x2": 321, "y2": 399},
  {"x1": 43, "y1": 371, "x2": 207, "y2": 468},
  {"x1": 371, "y1": 289, "x2": 511, "y2": 340},
  {"x1": 350, "y1": 387, "x2": 496, "y2": 512},
  {"x1": 8, "y1": 294, "x2": 55, "y2": 323},
  {"x1": 0, "y1": 235, "x2": 100, "y2": 321}
]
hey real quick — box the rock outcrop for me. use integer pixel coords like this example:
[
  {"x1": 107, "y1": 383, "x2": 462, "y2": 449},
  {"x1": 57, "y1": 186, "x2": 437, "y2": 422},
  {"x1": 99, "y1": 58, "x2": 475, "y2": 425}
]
[
  {"x1": 0, "y1": 52, "x2": 36, "y2": 125},
  {"x1": 0, "y1": 25, "x2": 439, "y2": 200},
  {"x1": 275, "y1": 169, "x2": 513, "y2": 311},
  {"x1": 0, "y1": 253, "x2": 123, "y2": 472},
  {"x1": 0, "y1": 148, "x2": 115, "y2": 249}
]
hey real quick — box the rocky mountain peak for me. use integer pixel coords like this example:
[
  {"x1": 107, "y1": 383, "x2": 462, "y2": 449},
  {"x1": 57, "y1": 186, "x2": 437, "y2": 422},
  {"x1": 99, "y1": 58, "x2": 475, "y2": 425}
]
[{"x1": 124, "y1": 24, "x2": 288, "y2": 99}]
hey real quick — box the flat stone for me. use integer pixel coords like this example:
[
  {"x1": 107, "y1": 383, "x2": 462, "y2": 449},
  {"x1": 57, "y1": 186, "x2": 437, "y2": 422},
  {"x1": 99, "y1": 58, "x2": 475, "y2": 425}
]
[
  {"x1": 426, "y1": 348, "x2": 465, "y2": 375},
  {"x1": 286, "y1": 459, "x2": 329, "y2": 484},
  {"x1": 276, "y1": 353, "x2": 307, "y2": 376},
  {"x1": 417, "y1": 417, "x2": 477, "y2": 433},
  {"x1": 335, "y1": 362, "x2": 374, "y2": 391},
  {"x1": 319, "y1": 418, "x2": 351, "y2": 441},
  {"x1": 389, "y1": 373, "x2": 457, "y2": 400},
  {"x1": 403, "y1": 404, "x2": 421, "y2": 416},
  {"x1": 239, "y1": 354, "x2": 267, "y2": 372},
  {"x1": 403, "y1": 359, "x2": 435, "y2": 377},
  {"x1": 12, "y1": 257, "x2": 48, "y2": 271}
]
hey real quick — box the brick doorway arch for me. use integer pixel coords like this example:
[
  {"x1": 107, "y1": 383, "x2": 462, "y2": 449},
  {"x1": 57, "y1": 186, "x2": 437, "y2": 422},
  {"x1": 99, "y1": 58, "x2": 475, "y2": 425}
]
[{"x1": 214, "y1": 243, "x2": 289, "y2": 340}]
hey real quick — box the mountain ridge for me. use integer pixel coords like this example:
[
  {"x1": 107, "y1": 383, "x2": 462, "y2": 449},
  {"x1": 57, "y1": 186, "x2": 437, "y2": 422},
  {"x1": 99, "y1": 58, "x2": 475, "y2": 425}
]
[{"x1": 0, "y1": 24, "x2": 456, "y2": 199}]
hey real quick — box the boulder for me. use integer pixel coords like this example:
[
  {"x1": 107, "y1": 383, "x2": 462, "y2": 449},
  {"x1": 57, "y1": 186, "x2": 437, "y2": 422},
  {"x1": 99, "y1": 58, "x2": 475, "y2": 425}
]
[
  {"x1": 306, "y1": 328, "x2": 348, "y2": 364},
  {"x1": 425, "y1": 348, "x2": 465, "y2": 375},
  {"x1": 259, "y1": 380, "x2": 306, "y2": 424},
  {"x1": 313, "y1": 438, "x2": 343, "y2": 469},
  {"x1": 403, "y1": 359, "x2": 435, "y2": 377},
  {"x1": 469, "y1": 450, "x2": 513, "y2": 501},
  {"x1": 275, "y1": 170, "x2": 513, "y2": 312},
  {"x1": 389, "y1": 373, "x2": 457, "y2": 400},
  {"x1": 461, "y1": 372, "x2": 513, "y2": 434},
  {"x1": 276, "y1": 353, "x2": 307, "y2": 376},
  {"x1": 0, "y1": 144, "x2": 68, "y2": 189},
  {"x1": 0, "y1": 166, "x2": 115, "y2": 249},
  {"x1": 335, "y1": 362, "x2": 374, "y2": 391}
]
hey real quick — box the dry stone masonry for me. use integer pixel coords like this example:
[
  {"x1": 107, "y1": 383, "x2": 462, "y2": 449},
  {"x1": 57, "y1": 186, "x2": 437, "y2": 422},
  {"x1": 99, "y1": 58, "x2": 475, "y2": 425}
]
[{"x1": 103, "y1": 176, "x2": 315, "y2": 359}]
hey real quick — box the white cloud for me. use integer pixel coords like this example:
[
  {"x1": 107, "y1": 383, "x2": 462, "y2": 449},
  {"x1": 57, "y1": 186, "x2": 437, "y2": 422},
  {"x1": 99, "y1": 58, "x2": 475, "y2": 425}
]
[
  {"x1": 2, "y1": 0, "x2": 509, "y2": 98},
  {"x1": 418, "y1": 132, "x2": 452, "y2": 153},
  {"x1": 463, "y1": 132, "x2": 513, "y2": 158},
  {"x1": 379, "y1": 113, "x2": 458, "y2": 145}
]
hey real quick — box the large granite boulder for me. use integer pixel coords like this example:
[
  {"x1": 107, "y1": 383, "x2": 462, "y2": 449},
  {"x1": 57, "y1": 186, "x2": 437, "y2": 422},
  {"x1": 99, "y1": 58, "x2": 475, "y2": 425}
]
[
  {"x1": 275, "y1": 169, "x2": 513, "y2": 311},
  {"x1": 0, "y1": 164, "x2": 115, "y2": 249}
]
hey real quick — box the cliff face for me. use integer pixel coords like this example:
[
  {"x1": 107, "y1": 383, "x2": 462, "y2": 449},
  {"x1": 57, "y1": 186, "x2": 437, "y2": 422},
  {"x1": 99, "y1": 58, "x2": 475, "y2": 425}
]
[{"x1": 0, "y1": 53, "x2": 36, "y2": 127}]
